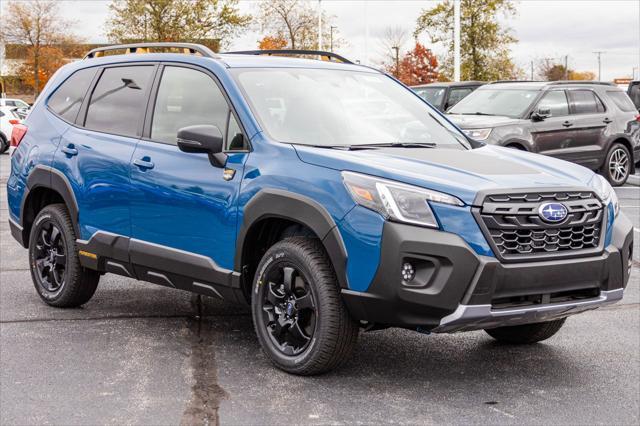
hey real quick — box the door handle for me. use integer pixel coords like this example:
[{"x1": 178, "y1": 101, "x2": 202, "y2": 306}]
[
  {"x1": 61, "y1": 144, "x2": 78, "y2": 156},
  {"x1": 603, "y1": 118, "x2": 613, "y2": 124},
  {"x1": 133, "y1": 158, "x2": 155, "y2": 170},
  {"x1": 562, "y1": 121, "x2": 573, "y2": 128}
]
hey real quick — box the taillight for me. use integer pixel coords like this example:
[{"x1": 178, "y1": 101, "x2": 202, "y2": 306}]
[
  {"x1": 8, "y1": 119, "x2": 20, "y2": 125},
  {"x1": 636, "y1": 114, "x2": 640, "y2": 122},
  {"x1": 10, "y1": 124, "x2": 28, "y2": 147}
]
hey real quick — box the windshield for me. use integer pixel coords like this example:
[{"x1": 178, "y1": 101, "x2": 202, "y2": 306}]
[
  {"x1": 413, "y1": 87, "x2": 446, "y2": 106},
  {"x1": 232, "y1": 68, "x2": 469, "y2": 149},
  {"x1": 448, "y1": 88, "x2": 539, "y2": 118}
]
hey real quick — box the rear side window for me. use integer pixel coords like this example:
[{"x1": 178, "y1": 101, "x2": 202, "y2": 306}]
[
  {"x1": 629, "y1": 83, "x2": 640, "y2": 109},
  {"x1": 85, "y1": 66, "x2": 155, "y2": 137},
  {"x1": 607, "y1": 91, "x2": 637, "y2": 112},
  {"x1": 536, "y1": 90, "x2": 569, "y2": 117},
  {"x1": 150, "y1": 66, "x2": 229, "y2": 145},
  {"x1": 48, "y1": 68, "x2": 97, "y2": 122},
  {"x1": 568, "y1": 90, "x2": 605, "y2": 114}
]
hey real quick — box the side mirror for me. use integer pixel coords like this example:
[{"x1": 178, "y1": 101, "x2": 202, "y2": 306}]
[
  {"x1": 531, "y1": 108, "x2": 551, "y2": 121},
  {"x1": 177, "y1": 125, "x2": 227, "y2": 167}
]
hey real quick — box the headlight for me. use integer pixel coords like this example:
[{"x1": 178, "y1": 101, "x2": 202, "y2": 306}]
[
  {"x1": 462, "y1": 128, "x2": 492, "y2": 141},
  {"x1": 590, "y1": 174, "x2": 619, "y2": 217},
  {"x1": 342, "y1": 171, "x2": 464, "y2": 228}
]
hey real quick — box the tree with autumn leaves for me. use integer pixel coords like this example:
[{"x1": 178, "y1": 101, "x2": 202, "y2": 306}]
[{"x1": 383, "y1": 43, "x2": 440, "y2": 86}]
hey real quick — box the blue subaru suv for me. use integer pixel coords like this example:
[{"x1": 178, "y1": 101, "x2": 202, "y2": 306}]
[{"x1": 7, "y1": 44, "x2": 634, "y2": 375}]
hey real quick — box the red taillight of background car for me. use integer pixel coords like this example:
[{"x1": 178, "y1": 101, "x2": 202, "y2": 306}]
[
  {"x1": 636, "y1": 114, "x2": 640, "y2": 122},
  {"x1": 8, "y1": 119, "x2": 20, "y2": 125},
  {"x1": 10, "y1": 124, "x2": 28, "y2": 147}
]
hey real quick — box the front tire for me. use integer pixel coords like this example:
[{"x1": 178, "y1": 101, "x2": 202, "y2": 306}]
[
  {"x1": 603, "y1": 143, "x2": 631, "y2": 186},
  {"x1": 251, "y1": 237, "x2": 359, "y2": 375},
  {"x1": 29, "y1": 204, "x2": 100, "y2": 307},
  {"x1": 0, "y1": 135, "x2": 8, "y2": 153},
  {"x1": 484, "y1": 318, "x2": 566, "y2": 344}
]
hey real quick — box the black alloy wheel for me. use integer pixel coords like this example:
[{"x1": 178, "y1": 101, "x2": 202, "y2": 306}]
[
  {"x1": 260, "y1": 265, "x2": 317, "y2": 356},
  {"x1": 34, "y1": 220, "x2": 68, "y2": 294}
]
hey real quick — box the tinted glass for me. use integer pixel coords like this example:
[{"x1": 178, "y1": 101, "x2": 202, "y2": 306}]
[
  {"x1": 449, "y1": 89, "x2": 538, "y2": 118},
  {"x1": 226, "y1": 113, "x2": 246, "y2": 150},
  {"x1": 414, "y1": 87, "x2": 446, "y2": 107},
  {"x1": 447, "y1": 88, "x2": 474, "y2": 109},
  {"x1": 5, "y1": 101, "x2": 16, "y2": 106},
  {"x1": 607, "y1": 91, "x2": 636, "y2": 112},
  {"x1": 85, "y1": 66, "x2": 154, "y2": 137},
  {"x1": 536, "y1": 90, "x2": 569, "y2": 117},
  {"x1": 568, "y1": 90, "x2": 604, "y2": 114},
  {"x1": 234, "y1": 69, "x2": 468, "y2": 148},
  {"x1": 629, "y1": 83, "x2": 640, "y2": 109},
  {"x1": 48, "y1": 67, "x2": 97, "y2": 122},
  {"x1": 151, "y1": 66, "x2": 228, "y2": 144}
]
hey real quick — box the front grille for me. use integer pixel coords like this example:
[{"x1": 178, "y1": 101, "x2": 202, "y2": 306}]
[{"x1": 475, "y1": 191, "x2": 606, "y2": 261}]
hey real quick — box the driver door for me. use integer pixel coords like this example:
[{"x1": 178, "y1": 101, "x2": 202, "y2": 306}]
[
  {"x1": 531, "y1": 89, "x2": 576, "y2": 159},
  {"x1": 128, "y1": 65, "x2": 248, "y2": 289}
]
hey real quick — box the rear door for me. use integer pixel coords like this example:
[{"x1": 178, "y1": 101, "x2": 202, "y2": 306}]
[
  {"x1": 530, "y1": 89, "x2": 576, "y2": 158},
  {"x1": 565, "y1": 89, "x2": 609, "y2": 169},
  {"x1": 128, "y1": 64, "x2": 248, "y2": 289},
  {"x1": 53, "y1": 64, "x2": 157, "y2": 240}
]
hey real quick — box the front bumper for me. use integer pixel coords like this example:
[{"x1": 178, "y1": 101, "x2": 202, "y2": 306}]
[{"x1": 341, "y1": 213, "x2": 633, "y2": 332}]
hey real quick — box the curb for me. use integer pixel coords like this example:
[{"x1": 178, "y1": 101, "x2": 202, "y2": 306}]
[{"x1": 628, "y1": 173, "x2": 640, "y2": 187}]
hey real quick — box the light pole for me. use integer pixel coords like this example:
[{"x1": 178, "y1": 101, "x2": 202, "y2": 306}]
[
  {"x1": 318, "y1": 0, "x2": 323, "y2": 51},
  {"x1": 453, "y1": 0, "x2": 461, "y2": 81},
  {"x1": 392, "y1": 46, "x2": 400, "y2": 78},
  {"x1": 593, "y1": 51, "x2": 605, "y2": 81},
  {"x1": 330, "y1": 26, "x2": 337, "y2": 52}
]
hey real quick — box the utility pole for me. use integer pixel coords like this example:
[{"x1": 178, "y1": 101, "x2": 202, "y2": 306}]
[
  {"x1": 453, "y1": 0, "x2": 461, "y2": 82},
  {"x1": 593, "y1": 51, "x2": 605, "y2": 81},
  {"x1": 318, "y1": 0, "x2": 323, "y2": 51},
  {"x1": 330, "y1": 26, "x2": 337, "y2": 52},
  {"x1": 564, "y1": 55, "x2": 569, "y2": 80},
  {"x1": 392, "y1": 46, "x2": 400, "y2": 78}
]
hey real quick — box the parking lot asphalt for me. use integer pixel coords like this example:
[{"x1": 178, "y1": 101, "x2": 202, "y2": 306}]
[{"x1": 1, "y1": 151, "x2": 639, "y2": 425}]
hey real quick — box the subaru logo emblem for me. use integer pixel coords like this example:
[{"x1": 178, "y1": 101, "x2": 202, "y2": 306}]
[{"x1": 538, "y1": 202, "x2": 568, "y2": 223}]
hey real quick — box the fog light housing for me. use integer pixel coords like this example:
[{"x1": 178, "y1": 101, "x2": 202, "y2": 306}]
[{"x1": 401, "y1": 262, "x2": 416, "y2": 282}]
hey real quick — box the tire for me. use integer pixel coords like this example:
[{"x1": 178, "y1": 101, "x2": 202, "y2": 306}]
[
  {"x1": 603, "y1": 143, "x2": 631, "y2": 186},
  {"x1": 251, "y1": 237, "x2": 359, "y2": 375},
  {"x1": 28, "y1": 204, "x2": 100, "y2": 307},
  {"x1": 484, "y1": 318, "x2": 566, "y2": 344},
  {"x1": 0, "y1": 135, "x2": 8, "y2": 154}
]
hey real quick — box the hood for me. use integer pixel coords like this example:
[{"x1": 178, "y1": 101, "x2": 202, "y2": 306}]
[
  {"x1": 447, "y1": 114, "x2": 522, "y2": 128},
  {"x1": 293, "y1": 144, "x2": 595, "y2": 206}
]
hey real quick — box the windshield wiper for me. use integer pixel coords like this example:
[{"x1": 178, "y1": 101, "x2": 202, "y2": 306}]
[
  {"x1": 352, "y1": 142, "x2": 437, "y2": 149},
  {"x1": 457, "y1": 112, "x2": 495, "y2": 116}
]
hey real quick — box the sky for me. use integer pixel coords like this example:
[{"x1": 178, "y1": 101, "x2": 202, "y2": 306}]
[{"x1": 21, "y1": 0, "x2": 640, "y2": 81}]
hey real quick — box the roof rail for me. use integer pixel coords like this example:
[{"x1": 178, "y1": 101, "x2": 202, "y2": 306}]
[
  {"x1": 488, "y1": 80, "x2": 543, "y2": 84},
  {"x1": 226, "y1": 49, "x2": 353, "y2": 64},
  {"x1": 547, "y1": 80, "x2": 615, "y2": 86},
  {"x1": 84, "y1": 42, "x2": 218, "y2": 59}
]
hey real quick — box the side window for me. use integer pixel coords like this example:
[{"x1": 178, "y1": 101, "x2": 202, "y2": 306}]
[
  {"x1": 568, "y1": 90, "x2": 604, "y2": 114},
  {"x1": 226, "y1": 113, "x2": 246, "y2": 150},
  {"x1": 85, "y1": 66, "x2": 155, "y2": 137},
  {"x1": 6, "y1": 101, "x2": 16, "y2": 107},
  {"x1": 536, "y1": 90, "x2": 569, "y2": 117},
  {"x1": 47, "y1": 67, "x2": 97, "y2": 122},
  {"x1": 607, "y1": 91, "x2": 637, "y2": 112},
  {"x1": 151, "y1": 66, "x2": 229, "y2": 145},
  {"x1": 447, "y1": 88, "x2": 473, "y2": 109},
  {"x1": 629, "y1": 84, "x2": 640, "y2": 110}
]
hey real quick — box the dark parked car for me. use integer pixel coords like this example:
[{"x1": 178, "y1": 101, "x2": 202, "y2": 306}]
[
  {"x1": 448, "y1": 81, "x2": 640, "y2": 186},
  {"x1": 628, "y1": 80, "x2": 640, "y2": 111},
  {"x1": 411, "y1": 81, "x2": 484, "y2": 112}
]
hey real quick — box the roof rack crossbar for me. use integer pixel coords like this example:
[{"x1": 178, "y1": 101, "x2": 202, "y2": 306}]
[
  {"x1": 226, "y1": 49, "x2": 353, "y2": 64},
  {"x1": 547, "y1": 80, "x2": 615, "y2": 86},
  {"x1": 84, "y1": 42, "x2": 218, "y2": 59}
]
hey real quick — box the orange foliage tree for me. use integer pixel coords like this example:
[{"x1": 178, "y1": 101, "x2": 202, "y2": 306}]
[
  {"x1": 390, "y1": 43, "x2": 440, "y2": 86},
  {"x1": 17, "y1": 46, "x2": 68, "y2": 94},
  {"x1": 258, "y1": 35, "x2": 288, "y2": 50}
]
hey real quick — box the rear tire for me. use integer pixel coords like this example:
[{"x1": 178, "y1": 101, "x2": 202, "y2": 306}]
[
  {"x1": 252, "y1": 237, "x2": 359, "y2": 375},
  {"x1": 484, "y1": 318, "x2": 566, "y2": 344},
  {"x1": 28, "y1": 204, "x2": 100, "y2": 307},
  {"x1": 603, "y1": 143, "x2": 631, "y2": 186}
]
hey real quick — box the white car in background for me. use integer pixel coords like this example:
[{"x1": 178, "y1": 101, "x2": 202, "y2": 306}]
[
  {"x1": 0, "y1": 98, "x2": 30, "y2": 109},
  {"x1": 0, "y1": 107, "x2": 22, "y2": 153}
]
